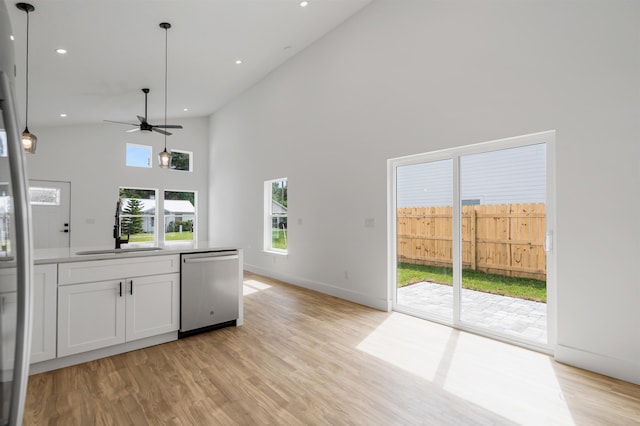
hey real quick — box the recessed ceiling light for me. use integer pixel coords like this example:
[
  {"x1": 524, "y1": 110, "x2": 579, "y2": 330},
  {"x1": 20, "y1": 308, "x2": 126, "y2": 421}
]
[
  {"x1": 300, "y1": 1, "x2": 309, "y2": 7},
  {"x1": 59, "y1": 113, "x2": 67, "y2": 118},
  {"x1": 10, "y1": 35, "x2": 14, "y2": 41},
  {"x1": 56, "y1": 48, "x2": 67, "y2": 54},
  {"x1": 183, "y1": 108, "x2": 189, "y2": 112},
  {"x1": 235, "y1": 59, "x2": 242, "y2": 65}
]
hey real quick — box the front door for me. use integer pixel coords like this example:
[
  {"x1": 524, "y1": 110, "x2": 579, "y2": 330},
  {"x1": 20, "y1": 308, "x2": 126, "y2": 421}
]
[{"x1": 29, "y1": 180, "x2": 71, "y2": 249}]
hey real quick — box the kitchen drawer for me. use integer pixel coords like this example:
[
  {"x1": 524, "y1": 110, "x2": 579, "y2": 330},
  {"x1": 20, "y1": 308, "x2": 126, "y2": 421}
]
[{"x1": 58, "y1": 255, "x2": 179, "y2": 285}]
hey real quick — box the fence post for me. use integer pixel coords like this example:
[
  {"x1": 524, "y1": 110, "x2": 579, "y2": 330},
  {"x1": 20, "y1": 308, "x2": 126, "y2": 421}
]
[{"x1": 470, "y1": 208, "x2": 477, "y2": 271}]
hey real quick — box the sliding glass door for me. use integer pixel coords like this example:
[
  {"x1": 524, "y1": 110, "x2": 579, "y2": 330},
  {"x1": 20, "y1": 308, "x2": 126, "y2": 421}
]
[
  {"x1": 390, "y1": 132, "x2": 555, "y2": 350},
  {"x1": 459, "y1": 144, "x2": 547, "y2": 343}
]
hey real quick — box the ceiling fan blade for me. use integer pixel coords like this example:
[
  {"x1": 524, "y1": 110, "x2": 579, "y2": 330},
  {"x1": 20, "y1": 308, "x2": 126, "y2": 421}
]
[
  {"x1": 154, "y1": 124, "x2": 183, "y2": 129},
  {"x1": 152, "y1": 128, "x2": 172, "y2": 136},
  {"x1": 126, "y1": 128, "x2": 140, "y2": 133},
  {"x1": 104, "y1": 120, "x2": 137, "y2": 126},
  {"x1": 137, "y1": 115, "x2": 147, "y2": 124}
]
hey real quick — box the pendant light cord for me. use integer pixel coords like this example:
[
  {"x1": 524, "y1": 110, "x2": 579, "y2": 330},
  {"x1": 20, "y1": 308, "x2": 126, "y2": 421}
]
[
  {"x1": 24, "y1": 9, "x2": 30, "y2": 129},
  {"x1": 163, "y1": 25, "x2": 168, "y2": 151}
]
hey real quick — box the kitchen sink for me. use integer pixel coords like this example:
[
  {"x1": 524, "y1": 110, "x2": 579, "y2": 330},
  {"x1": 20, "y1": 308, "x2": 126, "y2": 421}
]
[{"x1": 75, "y1": 247, "x2": 164, "y2": 255}]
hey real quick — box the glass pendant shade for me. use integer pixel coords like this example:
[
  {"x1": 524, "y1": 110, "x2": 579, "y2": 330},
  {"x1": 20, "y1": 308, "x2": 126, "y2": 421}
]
[
  {"x1": 21, "y1": 127, "x2": 37, "y2": 154},
  {"x1": 158, "y1": 148, "x2": 171, "y2": 168},
  {"x1": 17, "y1": 3, "x2": 37, "y2": 154}
]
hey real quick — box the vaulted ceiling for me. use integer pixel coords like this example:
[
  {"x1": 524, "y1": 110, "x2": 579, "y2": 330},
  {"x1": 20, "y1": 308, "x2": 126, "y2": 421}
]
[{"x1": 6, "y1": 0, "x2": 371, "y2": 128}]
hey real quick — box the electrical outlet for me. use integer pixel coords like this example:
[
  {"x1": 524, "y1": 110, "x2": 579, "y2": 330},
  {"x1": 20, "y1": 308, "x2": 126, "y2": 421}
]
[
  {"x1": 344, "y1": 270, "x2": 349, "y2": 280},
  {"x1": 364, "y1": 218, "x2": 375, "y2": 228}
]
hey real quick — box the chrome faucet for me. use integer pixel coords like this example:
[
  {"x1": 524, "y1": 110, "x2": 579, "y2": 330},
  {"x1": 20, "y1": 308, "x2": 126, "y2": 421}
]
[{"x1": 113, "y1": 200, "x2": 129, "y2": 249}]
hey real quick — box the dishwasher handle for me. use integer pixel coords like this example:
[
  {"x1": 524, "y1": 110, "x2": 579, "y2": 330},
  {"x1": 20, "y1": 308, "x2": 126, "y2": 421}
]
[{"x1": 183, "y1": 255, "x2": 239, "y2": 264}]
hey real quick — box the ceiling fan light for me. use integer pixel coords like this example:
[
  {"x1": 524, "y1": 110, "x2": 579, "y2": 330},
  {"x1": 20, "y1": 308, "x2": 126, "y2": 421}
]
[
  {"x1": 158, "y1": 148, "x2": 171, "y2": 169},
  {"x1": 22, "y1": 127, "x2": 37, "y2": 154}
]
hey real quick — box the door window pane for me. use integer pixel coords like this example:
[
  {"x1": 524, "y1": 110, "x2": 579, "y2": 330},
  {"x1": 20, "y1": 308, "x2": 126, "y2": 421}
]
[
  {"x1": 29, "y1": 187, "x2": 60, "y2": 206},
  {"x1": 460, "y1": 144, "x2": 547, "y2": 343},
  {"x1": 396, "y1": 160, "x2": 453, "y2": 319}
]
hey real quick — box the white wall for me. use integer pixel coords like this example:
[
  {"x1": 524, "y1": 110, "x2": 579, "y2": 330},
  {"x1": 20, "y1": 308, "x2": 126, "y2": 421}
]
[
  {"x1": 208, "y1": 0, "x2": 640, "y2": 384},
  {"x1": 26, "y1": 117, "x2": 210, "y2": 248}
]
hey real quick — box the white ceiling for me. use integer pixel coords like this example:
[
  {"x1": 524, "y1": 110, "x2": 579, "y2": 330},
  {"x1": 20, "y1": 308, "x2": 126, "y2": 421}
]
[{"x1": 6, "y1": 0, "x2": 371, "y2": 128}]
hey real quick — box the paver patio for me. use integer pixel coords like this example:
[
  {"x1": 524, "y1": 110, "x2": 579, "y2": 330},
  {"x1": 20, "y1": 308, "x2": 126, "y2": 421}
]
[{"x1": 397, "y1": 281, "x2": 547, "y2": 343}]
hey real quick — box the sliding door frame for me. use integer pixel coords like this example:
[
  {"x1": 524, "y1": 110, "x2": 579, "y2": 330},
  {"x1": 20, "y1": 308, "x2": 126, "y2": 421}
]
[{"x1": 387, "y1": 130, "x2": 556, "y2": 354}]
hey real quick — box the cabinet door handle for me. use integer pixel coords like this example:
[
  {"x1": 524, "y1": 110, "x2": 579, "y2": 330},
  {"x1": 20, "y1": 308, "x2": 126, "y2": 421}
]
[
  {"x1": 119, "y1": 281, "x2": 123, "y2": 297},
  {"x1": 130, "y1": 280, "x2": 133, "y2": 295}
]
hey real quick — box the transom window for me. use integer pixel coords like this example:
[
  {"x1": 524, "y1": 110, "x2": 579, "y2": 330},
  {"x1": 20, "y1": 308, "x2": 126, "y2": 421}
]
[{"x1": 126, "y1": 144, "x2": 152, "y2": 168}]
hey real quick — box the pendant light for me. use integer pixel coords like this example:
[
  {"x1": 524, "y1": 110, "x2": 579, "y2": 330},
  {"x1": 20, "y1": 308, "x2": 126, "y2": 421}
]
[
  {"x1": 158, "y1": 22, "x2": 172, "y2": 168},
  {"x1": 16, "y1": 3, "x2": 37, "y2": 154}
]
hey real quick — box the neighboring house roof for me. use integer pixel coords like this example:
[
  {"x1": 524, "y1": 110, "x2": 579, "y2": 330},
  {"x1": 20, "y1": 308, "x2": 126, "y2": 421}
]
[
  {"x1": 122, "y1": 198, "x2": 195, "y2": 214},
  {"x1": 163, "y1": 200, "x2": 195, "y2": 214},
  {"x1": 272, "y1": 200, "x2": 287, "y2": 214}
]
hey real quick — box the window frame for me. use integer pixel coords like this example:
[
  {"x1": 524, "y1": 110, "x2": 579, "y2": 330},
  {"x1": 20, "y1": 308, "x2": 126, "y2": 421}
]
[
  {"x1": 387, "y1": 130, "x2": 556, "y2": 353},
  {"x1": 118, "y1": 187, "x2": 158, "y2": 246},
  {"x1": 264, "y1": 177, "x2": 288, "y2": 254},
  {"x1": 169, "y1": 149, "x2": 193, "y2": 172},
  {"x1": 125, "y1": 143, "x2": 153, "y2": 168}
]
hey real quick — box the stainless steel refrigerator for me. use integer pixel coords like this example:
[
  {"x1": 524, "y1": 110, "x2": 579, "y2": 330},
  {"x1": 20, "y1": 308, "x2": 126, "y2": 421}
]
[{"x1": 0, "y1": 1, "x2": 35, "y2": 424}]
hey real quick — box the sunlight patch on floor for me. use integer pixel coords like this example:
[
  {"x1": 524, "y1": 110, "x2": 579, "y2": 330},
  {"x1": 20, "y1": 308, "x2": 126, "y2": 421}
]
[
  {"x1": 356, "y1": 312, "x2": 453, "y2": 382},
  {"x1": 243, "y1": 279, "x2": 272, "y2": 295},
  {"x1": 357, "y1": 312, "x2": 575, "y2": 425}
]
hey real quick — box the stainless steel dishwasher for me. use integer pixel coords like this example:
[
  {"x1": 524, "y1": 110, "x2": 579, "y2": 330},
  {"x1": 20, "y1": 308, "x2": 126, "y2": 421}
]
[{"x1": 180, "y1": 251, "x2": 240, "y2": 337}]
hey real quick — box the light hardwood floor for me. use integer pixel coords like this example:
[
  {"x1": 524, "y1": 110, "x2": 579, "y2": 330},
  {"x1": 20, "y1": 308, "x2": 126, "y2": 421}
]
[{"x1": 25, "y1": 273, "x2": 640, "y2": 425}]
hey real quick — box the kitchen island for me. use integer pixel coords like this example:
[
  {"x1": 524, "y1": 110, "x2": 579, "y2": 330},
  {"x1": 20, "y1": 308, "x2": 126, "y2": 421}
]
[{"x1": 24, "y1": 243, "x2": 243, "y2": 374}]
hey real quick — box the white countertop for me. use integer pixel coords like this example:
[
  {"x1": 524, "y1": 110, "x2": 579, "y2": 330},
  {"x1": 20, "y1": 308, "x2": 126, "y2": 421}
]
[{"x1": 34, "y1": 241, "x2": 244, "y2": 264}]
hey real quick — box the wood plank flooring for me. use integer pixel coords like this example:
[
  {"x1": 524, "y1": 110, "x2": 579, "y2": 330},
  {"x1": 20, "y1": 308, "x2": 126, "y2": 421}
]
[{"x1": 24, "y1": 273, "x2": 640, "y2": 425}]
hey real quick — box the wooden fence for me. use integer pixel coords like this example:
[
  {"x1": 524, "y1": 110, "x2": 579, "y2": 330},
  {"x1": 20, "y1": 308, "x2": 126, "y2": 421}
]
[{"x1": 397, "y1": 203, "x2": 546, "y2": 281}]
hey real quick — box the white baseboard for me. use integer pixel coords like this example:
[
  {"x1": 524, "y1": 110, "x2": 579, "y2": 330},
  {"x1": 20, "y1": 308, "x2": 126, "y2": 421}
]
[
  {"x1": 555, "y1": 344, "x2": 640, "y2": 385},
  {"x1": 244, "y1": 264, "x2": 390, "y2": 311}
]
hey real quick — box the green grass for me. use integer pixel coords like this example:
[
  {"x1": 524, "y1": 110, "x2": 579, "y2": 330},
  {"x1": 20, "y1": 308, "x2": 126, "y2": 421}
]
[
  {"x1": 397, "y1": 262, "x2": 547, "y2": 303},
  {"x1": 127, "y1": 233, "x2": 154, "y2": 242},
  {"x1": 126, "y1": 232, "x2": 193, "y2": 242},
  {"x1": 165, "y1": 231, "x2": 194, "y2": 241},
  {"x1": 272, "y1": 229, "x2": 287, "y2": 250}
]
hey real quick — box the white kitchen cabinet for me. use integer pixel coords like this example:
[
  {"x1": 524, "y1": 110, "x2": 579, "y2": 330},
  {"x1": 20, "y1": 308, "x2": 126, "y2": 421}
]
[
  {"x1": 57, "y1": 256, "x2": 180, "y2": 357},
  {"x1": 126, "y1": 273, "x2": 180, "y2": 341},
  {"x1": 0, "y1": 264, "x2": 57, "y2": 368},
  {"x1": 57, "y1": 280, "x2": 126, "y2": 357},
  {"x1": 58, "y1": 255, "x2": 179, "y2": 285}
]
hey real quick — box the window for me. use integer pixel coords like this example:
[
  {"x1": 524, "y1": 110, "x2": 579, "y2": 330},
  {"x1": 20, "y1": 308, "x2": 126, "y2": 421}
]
[
  {"x1": 264, "y1": 178, "x2": 287, "y2": 253},
  {"x1": 164, "y1": 190, "x2": 196, "y2": 242},
  {"x1": 29, "y1": 187, "x2": 61, "y2": 206},
  {"x1": 170, "y1": 149, "x2": 192, "y2": 172},
  {"x1": 126, "y1": 144, "x2": 152, "y2": 168},
  {"x1": 118, "y1": 188, "x2": 157, "y2": 244}
]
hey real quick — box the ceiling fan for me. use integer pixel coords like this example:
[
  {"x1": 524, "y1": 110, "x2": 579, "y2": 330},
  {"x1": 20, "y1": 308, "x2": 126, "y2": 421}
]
[{"x1": 104, "y1": 88, "x2": 182, "y2": 136}]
